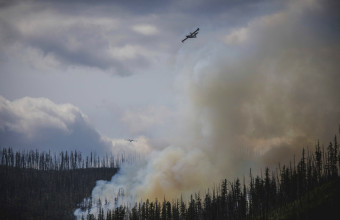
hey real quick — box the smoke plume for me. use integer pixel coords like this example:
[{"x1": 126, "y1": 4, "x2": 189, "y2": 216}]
[{"x1": 75, "y1": 0, "x2": 340, "y2": 217}]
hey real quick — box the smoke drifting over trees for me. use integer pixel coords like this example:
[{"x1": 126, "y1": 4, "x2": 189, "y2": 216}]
[
  {"x1": 182, "y1": 0, "x2": 340, "y2": 173},
  {"x1": 0, "y1": 0, "x2": 339, "y2": 219},
  {"x1": 77, "y1": 0, "x2": 340, "y2": 212},
  {"x1": 75, "y1": 134, "x2": 340, "y2": 220}
]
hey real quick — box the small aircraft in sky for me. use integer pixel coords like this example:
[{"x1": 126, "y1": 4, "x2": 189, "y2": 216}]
[
  {"x1": 182, "y1": 28, "x2": 199, "y2": 43},
  {"x1": 126, "y1": 139, "x2": 135, "y2": 143}
]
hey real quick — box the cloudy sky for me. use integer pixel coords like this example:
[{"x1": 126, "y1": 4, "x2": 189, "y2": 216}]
[
  {"x1": 0, "y1": 0, "x2": 287, "y2": 152},
  {"x1": 1, "y1": 0, "x2": 340, "y2": 203}
]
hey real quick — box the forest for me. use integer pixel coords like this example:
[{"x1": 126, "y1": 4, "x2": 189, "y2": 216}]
[
  {"x1": 1, "y1": 135, "x2": 340, "y2": 219},
  {"x1": 81, "y1": 136, "x2": 340, "y2": 220},
  {"x1": 0, "y1": 149, "x2": 125, "y2": 219}
]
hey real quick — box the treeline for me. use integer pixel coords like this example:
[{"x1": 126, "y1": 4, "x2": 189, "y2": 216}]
[
  {"x1": 0, "y1": 148, "x2": 131, "y2": 219},
  {"x1": 84, "y1": 135, "x2": 340, "y2": 220},
  {"x1": 0, "y1": 148, "x2": 136, "y2": 170}
]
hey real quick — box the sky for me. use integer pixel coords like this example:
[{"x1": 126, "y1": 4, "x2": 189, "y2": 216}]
[
  {"x1": 1, "y1": 0, "x2": 340, "y2": 214},
  {"x1": 0, "y1": 0, "x2": 288, "y2": 153}
]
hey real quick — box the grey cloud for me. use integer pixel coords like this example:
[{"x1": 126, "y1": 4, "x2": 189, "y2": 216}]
[
  {"x1": 0, "y1": 1, "x2": 160, "y2": 76},
  {"x1": 0, "y1": 0, "x2": 283, "y2": 76},
  {"x1": 121, "y1": 105, "x2": 175, "y2": 136}
]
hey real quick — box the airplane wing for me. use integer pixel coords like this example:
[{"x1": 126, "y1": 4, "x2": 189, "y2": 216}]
[
  {"x1": 191, "y1": 28, "x2": 199, "y2": 37},
  {"x1": 182, "y1": 37, "x2": 188, "y2": 43}
]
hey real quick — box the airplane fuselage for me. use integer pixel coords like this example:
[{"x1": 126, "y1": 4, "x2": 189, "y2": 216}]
[{"x1": 182, "y1": 28, "x2": 199, "y2": 43}]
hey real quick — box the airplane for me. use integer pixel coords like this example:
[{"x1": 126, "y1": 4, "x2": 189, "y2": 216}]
[
  {"x1": 182, "y1": 28, "x2": 199, "y2": 43},
  {"x1": 126, "y1": 139, "x2": 135, "y2": 143}
]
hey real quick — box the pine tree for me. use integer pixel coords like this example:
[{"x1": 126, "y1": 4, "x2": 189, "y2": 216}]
[
  {"x1": 180, "y1": 195, "x2": 186, "y2": 220},
  {"x1": 155, "y1": 198, "x2": 161, "y2": 220},
  {"x1": 187, "y1": 194, "x2": 196, "y2": 220},
  {"x1": 166, "y1": 201, "x2": 172, "y2": 220},
  {"x1": 315, "y1": 140, "x2": 322, "y2": 182},
  {"x1": 130, "y1": 205, "x2": 138, "y2": 220},
  {"x1": 162, "y1": 198, "x2": 167, "y2": 220},
  {"x1": 172, "y1": 200, "x2": 180, "y2": 220}
]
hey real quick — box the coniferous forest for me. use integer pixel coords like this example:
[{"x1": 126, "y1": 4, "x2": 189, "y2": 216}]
[
  {"x1": 1, "y1": 135, "x2": 340, "y2": 220},
  {"x1": 81, "y1": 136, "x2": 340, "y2": 220},
  {"x1": 1, "y1": 0, "x2": 339, "y2": 219},
  {"x1": 0, "y1": 149, "x2": 123, "y2": 219}
]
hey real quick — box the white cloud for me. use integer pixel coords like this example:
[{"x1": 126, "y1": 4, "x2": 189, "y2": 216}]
[
  {"x1": 0, "y1": 96, "x2": 153, "y2": 154},
  {"x1": 103, "y1": 136, "x2": 152, "y2": 155},
  {"x1": 0, "y1": 96, "x2": 83, "y2": 137},
  {"x1": 224, "y1": 11, "x2": 286, "y2": 46},
  {"x1": 223, "y1": 0, "x2": 326, "y2": 47},
  {"x1": 121, "y1": 105, "x2": 173, "y2": 134},
  {"x1": 132, "y1": 24, "x2": 159, "y2": 35},
  {"x1": 225, "y1": 27, "x2": 249, "y2": 45},
  {"x1": 109, "y1": 44, "x2": 139, "y2": 60}
]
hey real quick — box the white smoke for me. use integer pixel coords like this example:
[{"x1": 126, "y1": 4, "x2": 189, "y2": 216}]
[{"x1": 75, "y1": 0, "x2": 340, "y2": 218}]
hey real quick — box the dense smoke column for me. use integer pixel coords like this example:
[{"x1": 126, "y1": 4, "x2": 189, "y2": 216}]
[{"x1": 75, "y1": 0, "x2": 340, "y2": 218}]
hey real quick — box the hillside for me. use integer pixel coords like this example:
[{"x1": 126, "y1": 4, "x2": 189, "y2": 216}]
[
  {"x1": 266, "y1": 177, "x2": 340, "y2": 220},
  {"x1": 0, "y1": 166, "x2": 118, "y2": 220},
  {"x1": 79, "y1": 136, "x2": 340, "y2": 220},
  {"x1": 1, "y1": 135, "x2": 340, "y2": 220}
]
